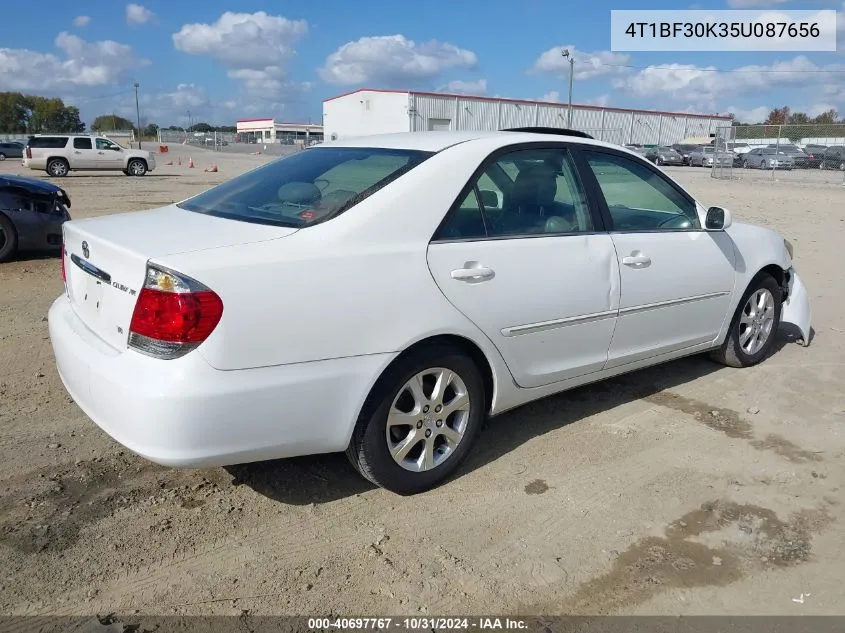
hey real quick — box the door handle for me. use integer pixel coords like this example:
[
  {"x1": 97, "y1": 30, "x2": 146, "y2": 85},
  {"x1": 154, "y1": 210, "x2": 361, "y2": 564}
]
[
  {"x1": 451, "y1": 262, "x2": 495, "y2": 282},
  {"x1": 73, "y1": 151, "x2": 82, "y2": 154},
  {"x1": 622, "y1": 253, "x2": 651, "y2": 267}
]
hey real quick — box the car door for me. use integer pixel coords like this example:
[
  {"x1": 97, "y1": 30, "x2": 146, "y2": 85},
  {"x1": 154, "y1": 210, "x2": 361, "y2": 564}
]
[
  {"x1": 578, "y1": 147, "x2": 736, "y2": 369},
  {"x1": 427, "y1": 144, "x2": 620, "y2": 389},
  {"x1": 70, "y1": 137, "x2": 97, "y2": 168},
  {"x1": 94, "y1": 138, "x2": 124, "y2": 168}
]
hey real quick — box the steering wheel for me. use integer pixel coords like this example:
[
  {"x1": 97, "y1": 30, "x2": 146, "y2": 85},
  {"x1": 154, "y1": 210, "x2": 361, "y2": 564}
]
[
  {"x1": 314, "y1": 179, "x2": 330, "y2": 192},
  {"x1": 657, "y1": 215, "x2": 692, "y2": 229}
]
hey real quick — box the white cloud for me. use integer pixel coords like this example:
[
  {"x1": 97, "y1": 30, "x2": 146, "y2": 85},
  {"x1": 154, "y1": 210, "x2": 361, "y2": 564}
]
[
  {"x1": 173, "y1": 11, "x2": 308, "y2": 100},
  {"x1": 73, "y1": 16, "x2": 92, "y2": 28},
  {"x1": 126, "y1": 4, "x2": 156, "y2": 26},
  {"x1": 613, "y1": 56, "x2": 845, "y2": 109},
  {"x1": 530, "y1": 45, "x2": 630, "y2": 80},
  {"x1": 319, "y1": 35, "x2": 477, "y2": 86},
  {"x1": 586, "y1": 94, "x2": 611, "y2": 107},
  {"x1": 539, "y1": 90, "x2": 560, "y2": 102},
  {"x1": 726, "y1": 0, "x2": 788, "y2": 7},
  {"x1": 727, "y1": 105, "x2": 771, "y2": 122},
  {"x1": 0, "y1": 32, "x2": 148, "y2": 92},
  {"x1": 437, "y1": 78, "x2": 487, "y2": 95}
]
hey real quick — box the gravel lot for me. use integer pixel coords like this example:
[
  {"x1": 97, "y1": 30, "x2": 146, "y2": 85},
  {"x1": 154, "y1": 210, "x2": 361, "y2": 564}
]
[{"x1": 1, "y1": 145, "x2": 843, "y2": 617}]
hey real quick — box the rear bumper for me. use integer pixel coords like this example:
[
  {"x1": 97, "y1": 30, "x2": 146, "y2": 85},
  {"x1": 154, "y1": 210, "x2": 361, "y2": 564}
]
[{"x1": 48, "y1": 295, "x2": 393, "y2": 467}]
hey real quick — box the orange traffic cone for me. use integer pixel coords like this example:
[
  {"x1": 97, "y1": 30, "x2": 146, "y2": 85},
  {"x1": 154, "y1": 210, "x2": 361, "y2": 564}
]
[
  {"x1": 178, "y1": 157, "x2": 182, "y2": 166},
  {"x1": 188, "y1": 156, "x2": 195, "y2": 168}
]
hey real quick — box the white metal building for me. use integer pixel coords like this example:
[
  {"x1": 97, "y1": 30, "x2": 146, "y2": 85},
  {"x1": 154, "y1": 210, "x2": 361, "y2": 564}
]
[
  {"x1": 322, "y1": 89, "x2": 733, "y2": 146},
  {"x1": 235, "y1": 118, "x2": 324, "y2": 145}
]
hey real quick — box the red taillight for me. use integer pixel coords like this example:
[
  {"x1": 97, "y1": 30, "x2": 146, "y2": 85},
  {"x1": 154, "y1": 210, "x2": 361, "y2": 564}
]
[
  {"x1": 129, "y1": 288, "x2": 223, "y2": 343},
  {"x1": 127, "y1": 265, "x2": 223, "y2": 360},
  {"x1": 61, "y1": 247, "x2": 66, "y2": 282},
  {"x1": 25, "y1": 147, "x2": 32, "y2": 159}
]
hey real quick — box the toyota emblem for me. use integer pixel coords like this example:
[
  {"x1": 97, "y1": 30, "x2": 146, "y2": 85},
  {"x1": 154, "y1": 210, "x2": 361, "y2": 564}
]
[{"x1": 81, "y1": 241, "x2": 89, "y2": 259}]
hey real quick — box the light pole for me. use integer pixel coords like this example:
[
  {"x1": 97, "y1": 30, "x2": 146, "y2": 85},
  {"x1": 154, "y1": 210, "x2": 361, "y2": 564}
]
[
  {"x1": 561, "y1": 49, "x2": 575, "y2": 128},
  {"x1": 133, "y1": 82, "x2": 142, "y2": 149}
]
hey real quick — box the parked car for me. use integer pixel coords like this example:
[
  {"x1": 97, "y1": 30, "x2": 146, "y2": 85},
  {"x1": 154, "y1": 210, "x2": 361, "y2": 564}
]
[
  {"x1": 0, "y1": 141, "x2": 24, "y2": 161},
  {"x1": 819, "y1": 146, "x2": 845, "y2": 170},
  {"x1": 0, "y1": 174, "x2": 71, "y2": 262},
  {"x1": 767, "y1": 144, "x2": 809, "y2": 168},
  {"x1": 802, "y1": 144, "x2": 827, "y2": 168},
  {"x1": 645, "y1": 146, "x2": 684, "y2": 166},
  {"x1": 48, "y1": 128, "x2": 812, "y2": 494},
  {"x1": 689, "y1": 146, "x2": 734, "y2": 168},
  {"x1": 670, "y1": 144, "x2": 700, "y2": 165},
  {"x1": 742, "y1": 147, "x2": 794, "y2": 170},
  {"x1": 23, "y1": 134, "x2": 156, "y2": 177}
]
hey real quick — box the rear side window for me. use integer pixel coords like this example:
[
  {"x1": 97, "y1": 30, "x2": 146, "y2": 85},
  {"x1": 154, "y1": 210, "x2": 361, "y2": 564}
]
[
  {"x1": 73, "y1": 138, "x2": 92, "y2": 149},
  {"x1": 178, "y1": 147, "x2": 433, "y2": 228},
  {"x1": 28, "y1": 137, "x2": 69, "y2": 149}
]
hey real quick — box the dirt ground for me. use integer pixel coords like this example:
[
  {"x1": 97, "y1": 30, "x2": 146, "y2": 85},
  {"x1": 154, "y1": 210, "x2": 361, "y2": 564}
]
[{"x1": 1, "y1": 145, "x2": 843, "y2": 617}]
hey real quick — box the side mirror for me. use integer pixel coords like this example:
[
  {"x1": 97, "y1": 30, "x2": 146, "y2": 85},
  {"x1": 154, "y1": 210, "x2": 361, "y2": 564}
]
[{"x1": 705, "y1": 206, "x2": 732, "y2": 230}]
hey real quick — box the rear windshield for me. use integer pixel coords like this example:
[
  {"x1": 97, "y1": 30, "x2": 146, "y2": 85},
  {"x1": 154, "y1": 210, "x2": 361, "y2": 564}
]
[
  {"x1": 28, "y1": 136, "x2": 69, "y2": 149},
  {"x1": 178, "y1": 147, "x2": 433, "y2": 228}
]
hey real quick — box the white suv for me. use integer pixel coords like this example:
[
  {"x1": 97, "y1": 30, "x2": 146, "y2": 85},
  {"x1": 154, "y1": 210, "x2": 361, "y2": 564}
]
[{"x1": 23, "y1": 135, "x2": 156, "y2": 177}]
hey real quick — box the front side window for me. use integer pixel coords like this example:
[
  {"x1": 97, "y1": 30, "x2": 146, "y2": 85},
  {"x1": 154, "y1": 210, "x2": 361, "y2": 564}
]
[
  {"x1": 178, "y1": 147, "x2": 433, "y2": 228},
  {"x1": 96, "y1": 138, "x2": 120, "y2": 150},
  {"x1": 583, "y1": 150, "x2": 700, "y2": 232}
]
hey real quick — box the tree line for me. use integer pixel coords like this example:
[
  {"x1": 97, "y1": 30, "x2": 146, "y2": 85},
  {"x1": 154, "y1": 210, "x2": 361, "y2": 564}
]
[
  {"x1": 0, "y1": 92, "x2": 85, "y2": 134},
  {"x1": 731, "y1": 107, "x2": 844, "y2": 143},
  {"x1": 0, "y1": 91, "x2": 236, "y2": 137}
]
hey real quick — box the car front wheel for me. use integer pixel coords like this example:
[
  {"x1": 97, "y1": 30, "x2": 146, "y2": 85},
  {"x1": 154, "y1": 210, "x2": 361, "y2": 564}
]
[
  {"x1": 127, "y1": 159, "x2": 147, "y2": 176},
  {"x1": 346, "y1": 344, "x2": 486, "y2": 495},
  {"x1": 710, "y1": 274, "x2": 782, "y2": 368}
]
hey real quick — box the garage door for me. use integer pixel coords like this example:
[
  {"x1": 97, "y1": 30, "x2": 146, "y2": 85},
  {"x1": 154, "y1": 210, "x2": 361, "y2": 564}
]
[{"x1": 428, "y1": 118, "x2": 452, "y2": 131}]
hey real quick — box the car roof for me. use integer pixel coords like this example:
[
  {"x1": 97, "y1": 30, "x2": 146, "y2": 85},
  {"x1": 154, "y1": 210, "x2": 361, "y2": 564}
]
[
  {"x1": 0, "y1": 173, "x2": 63, "y2": 194},
  {"x1": 319, "y1": 130, "x2": 636, "y2": 154}
]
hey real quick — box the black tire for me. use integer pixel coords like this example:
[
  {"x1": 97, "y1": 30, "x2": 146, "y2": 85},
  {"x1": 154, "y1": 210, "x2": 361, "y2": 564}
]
[
  {"x1": 0, "y1": 153, "x2": 6, "y2": 161},
  {"x1": 346, "y1": 344, "x2": 487, "y2": 495},
  {"x1": 46, "y1": 158, "x2": 69, "y2": 177},
  {"x1": 127, "y1": 159, "x2": 147, "y2": 176},
  {"x1": 710, "y1": 274, "x2": 782, "y2": 368},
  {"x1": 656, "y1": 157, "x2": 663, "y2": 166},
  {"x1": 0, "y1": 213, "x2": 18, "y2": 263}
]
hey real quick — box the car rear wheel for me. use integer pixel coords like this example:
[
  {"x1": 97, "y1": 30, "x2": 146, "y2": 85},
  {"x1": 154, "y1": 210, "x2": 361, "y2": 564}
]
[
  {"x1": 46, "y1": 158, "x2": 69, "y2": 177},
  {"x1": 346, "y1": 344, "x2": 486, "y2": 495},
  {"x1": 0, "y1": 214, "x2": 18, "y2": 263},
  {"x1": 0, "y1": 153, "x2": 6, "y2": 161},
  {"x1": 710, "y1": 274, "x2": 782, "y2": 368},
  {"x1": 127, "y1": 159, "x2": 147, "y2": 176}
]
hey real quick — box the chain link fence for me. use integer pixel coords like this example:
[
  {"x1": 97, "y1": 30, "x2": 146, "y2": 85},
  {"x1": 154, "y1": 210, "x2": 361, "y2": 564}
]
[{"x1": 711, "y1": 123, "x2": 845, "y2": 185}]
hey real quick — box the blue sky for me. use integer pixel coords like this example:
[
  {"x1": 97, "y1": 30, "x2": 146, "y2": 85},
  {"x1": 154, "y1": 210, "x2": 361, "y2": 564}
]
[{"x1": 1, "y1": 0, "x2": 844, "y2": 127}]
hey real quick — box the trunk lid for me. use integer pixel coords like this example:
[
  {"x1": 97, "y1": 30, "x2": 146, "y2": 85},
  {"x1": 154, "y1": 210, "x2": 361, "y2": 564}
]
[{"x1": 63, "y1": 205, "x2": 297, "y2": 351}]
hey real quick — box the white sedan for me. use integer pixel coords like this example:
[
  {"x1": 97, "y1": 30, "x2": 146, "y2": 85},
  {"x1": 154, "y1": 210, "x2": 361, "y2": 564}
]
[{"x1": 48, "y1": 128, "x2": 812, "y2": 495}]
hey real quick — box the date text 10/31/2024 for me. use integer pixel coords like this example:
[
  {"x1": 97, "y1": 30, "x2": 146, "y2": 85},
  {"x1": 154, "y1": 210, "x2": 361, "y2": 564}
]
[{"x1": 307, "y1": 617, "x2": 528, "y2": 630}]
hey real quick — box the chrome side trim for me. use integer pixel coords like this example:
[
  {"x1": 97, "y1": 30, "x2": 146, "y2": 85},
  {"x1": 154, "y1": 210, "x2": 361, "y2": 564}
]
[
  {"x1": 501, "y1": 310, "x2": 618, "y2": 337},
  {"x1": 501, "y1": 291, "x2": 729, "y2": 338},
  {"x1": 618, "y1": 291, "x2": 730, "y2": 316}
]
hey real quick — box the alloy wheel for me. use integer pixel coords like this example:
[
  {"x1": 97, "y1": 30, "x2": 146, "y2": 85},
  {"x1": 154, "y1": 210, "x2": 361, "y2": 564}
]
[
  {"x1": 386, "y1": 367, "x2": 471, "y2": 472},
  {"x1": 738, "y1": 288, "x2": 776, "y2": 355}
]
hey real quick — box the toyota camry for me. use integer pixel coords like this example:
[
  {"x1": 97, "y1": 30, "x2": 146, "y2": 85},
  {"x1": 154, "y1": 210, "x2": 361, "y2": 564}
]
[{"x1": 48, "y1": 128, "x2": 812, "y2": 495}]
